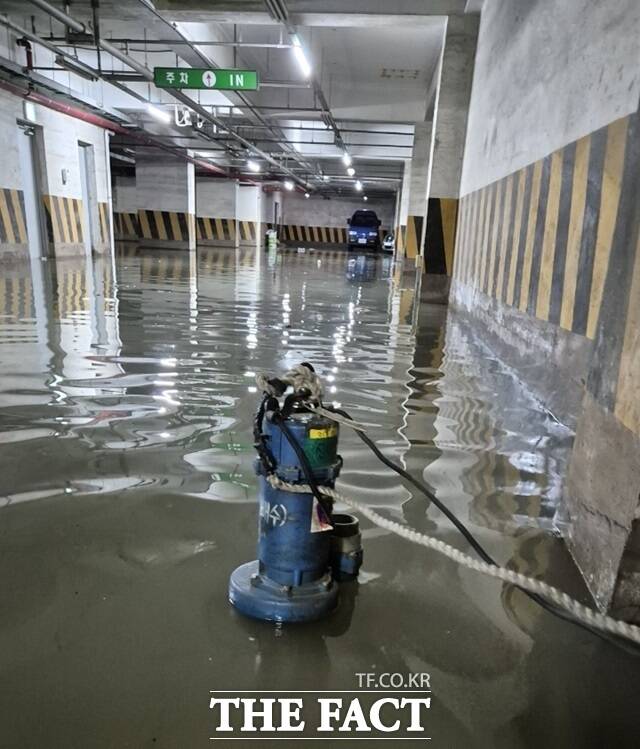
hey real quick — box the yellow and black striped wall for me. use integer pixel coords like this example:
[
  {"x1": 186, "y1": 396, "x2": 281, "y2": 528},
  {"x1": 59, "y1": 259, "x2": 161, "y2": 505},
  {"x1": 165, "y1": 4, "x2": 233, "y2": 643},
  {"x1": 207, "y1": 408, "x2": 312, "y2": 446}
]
[
  {"x1": 42, "y1": 195, "x2": 110, "y2": 254},
  {"x1": 452, "y1": 107, "x2": 640, "y2": 438},
  {"x1": 197, "y1": 217, "x2": 258, "y2": 245},
  {"x1": 1, "y1": 189, "x2": 110, "y2": 257},
  {"x1": 113, "y1": 212, "x2": 258, "y2": 246},
  {"x1": 113, "y1": 211, "x2": 140, "y2": 240},
  {"x1": 137, "y1": 209, "x2": 194, "y2": 247},
  {"x1": 402, "y1": 199, "x2": 458, "y2": 274},
  {"x1": 0, "y1": 188, "x2": 28, "y2": 255},
  {"x1": 279, "y1": 224, "x2": 387, "y2": 245}
]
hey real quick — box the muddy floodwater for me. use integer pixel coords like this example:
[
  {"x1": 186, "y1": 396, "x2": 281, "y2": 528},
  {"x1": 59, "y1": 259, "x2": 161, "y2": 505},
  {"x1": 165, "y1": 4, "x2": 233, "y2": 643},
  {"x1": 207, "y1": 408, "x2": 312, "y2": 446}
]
[{"x1": 1, "y1": 245, "x2": 638, "y2": 748}]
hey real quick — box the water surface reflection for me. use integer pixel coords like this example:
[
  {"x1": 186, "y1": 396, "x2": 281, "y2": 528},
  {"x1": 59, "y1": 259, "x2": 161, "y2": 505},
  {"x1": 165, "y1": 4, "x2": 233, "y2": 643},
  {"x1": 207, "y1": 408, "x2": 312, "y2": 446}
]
[{"x1": 0, "y1": 245, "x2": 638, "y2": 748}]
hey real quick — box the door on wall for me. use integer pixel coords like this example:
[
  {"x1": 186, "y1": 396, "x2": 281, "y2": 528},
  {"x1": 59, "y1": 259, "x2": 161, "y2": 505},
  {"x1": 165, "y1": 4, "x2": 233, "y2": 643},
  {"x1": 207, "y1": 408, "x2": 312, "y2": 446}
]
[
  {"x1": 17, "y1": 123, "x2": 45, "y2": 260},
  {"x1": 78, "y1": 142, "x2": 98, "y2": 255}
]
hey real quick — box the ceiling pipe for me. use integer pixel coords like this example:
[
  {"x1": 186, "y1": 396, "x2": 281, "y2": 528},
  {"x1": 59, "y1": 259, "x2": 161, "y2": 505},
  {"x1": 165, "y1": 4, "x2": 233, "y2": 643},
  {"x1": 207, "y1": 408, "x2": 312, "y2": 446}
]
[
  {"x1": 25, "y1": 0, "x2": 311, "y2": 188},
  {"x1": 0, "y1": 14, "x2": 97, "y2": 80},
  {"x1": 130, "y1": 0, "x2": 320, "y2": 188},
  {"x1": 48, "y1": 37, "x2": 294, "y2": 49},
  {"x1": 0, "y1": 77, "x2": 232, "y2": 177}
]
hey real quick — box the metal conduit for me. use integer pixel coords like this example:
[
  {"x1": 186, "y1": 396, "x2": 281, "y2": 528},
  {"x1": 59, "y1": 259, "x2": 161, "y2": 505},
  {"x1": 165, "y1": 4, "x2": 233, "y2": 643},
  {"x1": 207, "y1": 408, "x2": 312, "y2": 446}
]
[{"x1": 26, "y1": 0, "x2": 312, "y2": 189}]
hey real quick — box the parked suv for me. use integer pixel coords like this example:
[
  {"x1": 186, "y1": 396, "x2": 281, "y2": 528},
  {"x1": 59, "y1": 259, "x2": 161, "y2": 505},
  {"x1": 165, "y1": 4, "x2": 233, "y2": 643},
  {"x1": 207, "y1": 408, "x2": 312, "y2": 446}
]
[{"x1": 347, "y1": 210, "x2": 381, "y2": 251}]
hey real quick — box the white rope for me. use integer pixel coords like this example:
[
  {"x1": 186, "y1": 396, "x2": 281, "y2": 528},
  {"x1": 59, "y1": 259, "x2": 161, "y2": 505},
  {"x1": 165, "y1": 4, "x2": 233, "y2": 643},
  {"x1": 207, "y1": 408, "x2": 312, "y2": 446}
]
[{"x1": 266, "y1": 474, "x2": 640, "y2": 647}]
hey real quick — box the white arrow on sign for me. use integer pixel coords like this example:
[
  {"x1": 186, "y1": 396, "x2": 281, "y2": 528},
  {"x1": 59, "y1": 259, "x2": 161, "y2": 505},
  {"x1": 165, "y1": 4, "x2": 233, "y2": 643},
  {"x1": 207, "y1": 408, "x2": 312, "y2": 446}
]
[{"x1": 202, "y1": 70, "x2": 217, "y2": 88}]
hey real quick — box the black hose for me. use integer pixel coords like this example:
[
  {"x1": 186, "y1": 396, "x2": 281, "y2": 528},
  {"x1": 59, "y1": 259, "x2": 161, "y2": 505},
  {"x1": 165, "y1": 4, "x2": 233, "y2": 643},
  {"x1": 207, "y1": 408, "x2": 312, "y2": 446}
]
[
  {"x1": 273, "y1": 414, "x2": 335, "y2": 519},
  {"x1": 328, "y1": 406, "x2": 640, "y2": 654}
]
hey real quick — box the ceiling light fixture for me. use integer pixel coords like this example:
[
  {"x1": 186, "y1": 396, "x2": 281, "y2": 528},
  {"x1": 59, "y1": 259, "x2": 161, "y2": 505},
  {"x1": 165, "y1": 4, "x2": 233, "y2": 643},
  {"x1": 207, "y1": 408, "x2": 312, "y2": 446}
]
[
  {"x1": 346, "y1": 166, "x2": 355, "y2": 177},
  {"x1": 323, "y1": 175, "x2": 330, "y2": 182},
  {"x1": 291, "y1": 35, "x2": 312, "y2": 78},
  {"x1": 363, "y1": 195, "x2": 368, "y2": 201},
  {"x1": 247, "y1": 159, "x2": 261, "y2": 173},
  {"x1": 284, "y1": 179, "x2": 295, "y2": 191},
  {"x1": 355, "y1": 180, "x2": 363, "y2": 192},
  {"x1": 304, "y1": 192, "x2": 310, "y2": 199},
  {"x1": 147, "y1": 103, "x2": 171, "y2": 124},
  {"x1": 342, "y1": 152, "x2": 352, "y2": 167}
]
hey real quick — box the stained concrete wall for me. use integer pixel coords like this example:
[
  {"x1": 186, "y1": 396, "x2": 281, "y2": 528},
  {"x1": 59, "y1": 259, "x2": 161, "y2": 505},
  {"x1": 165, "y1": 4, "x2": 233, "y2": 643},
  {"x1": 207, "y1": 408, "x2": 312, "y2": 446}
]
[
  {"x1": 460, "y1": 0, "x2": 640, "y2": 195},
  {"x1": 451, "y1": 0, "x2": 640, "y2": 619},
  {"x1": 196, "y1": 179, "x2": 236, "y2": 218},
  {"x1": 0, "y1": 89, "x2": 111, "y2": 260},
  {"x1": 282, "y1": 193, "x2": 395, "y2": 231}
]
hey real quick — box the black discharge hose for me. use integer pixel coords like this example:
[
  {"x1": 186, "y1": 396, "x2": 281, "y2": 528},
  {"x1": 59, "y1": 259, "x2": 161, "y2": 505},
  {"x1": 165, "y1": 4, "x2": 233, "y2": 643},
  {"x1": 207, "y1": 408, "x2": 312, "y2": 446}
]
[
  {"x1": 320, "y1": 406, "x2": 640, "y2": 655},
  {"x1": 272, "y1": 414, "x2": 335, "y2": 519}
]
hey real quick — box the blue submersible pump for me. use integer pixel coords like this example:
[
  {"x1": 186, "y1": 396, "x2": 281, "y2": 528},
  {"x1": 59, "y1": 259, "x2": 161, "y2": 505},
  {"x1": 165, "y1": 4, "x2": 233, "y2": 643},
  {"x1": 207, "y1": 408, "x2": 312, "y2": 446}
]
[{"x1": 229, "y1": 363, "x2": 363, "y2": 622}]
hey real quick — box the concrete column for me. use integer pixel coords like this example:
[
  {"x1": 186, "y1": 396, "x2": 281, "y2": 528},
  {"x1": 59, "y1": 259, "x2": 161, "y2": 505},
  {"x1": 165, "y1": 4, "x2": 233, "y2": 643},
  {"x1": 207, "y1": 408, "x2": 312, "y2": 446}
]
[
  {"x1": 395, "y1": 159, "x2": 411, "y2": 255},
  {"x1": 237, "y1": 184, "x2": 260, "y2": 247},
  {"x1": 135, "y1": 150, "x2": 195, "y2": 250},
  {"x1": 195, "y1": 178, "x2": 237, "y2": 246},
  {"x1": 112, "y1": 174, "x2": 139, "y2": 241},
  {"x1": 425, "y1": 14, "x2": 479, "y2": 277},
  {"x1": 404, "y1": 122, "x2": 433, "y2": 262}
]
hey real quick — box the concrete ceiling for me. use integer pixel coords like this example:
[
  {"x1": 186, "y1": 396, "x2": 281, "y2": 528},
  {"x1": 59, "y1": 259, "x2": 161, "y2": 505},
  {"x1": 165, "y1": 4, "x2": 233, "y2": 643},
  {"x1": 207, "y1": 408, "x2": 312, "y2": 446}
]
[{"x1": 0, "y1": 0, "x2": 467, "y2": 195}]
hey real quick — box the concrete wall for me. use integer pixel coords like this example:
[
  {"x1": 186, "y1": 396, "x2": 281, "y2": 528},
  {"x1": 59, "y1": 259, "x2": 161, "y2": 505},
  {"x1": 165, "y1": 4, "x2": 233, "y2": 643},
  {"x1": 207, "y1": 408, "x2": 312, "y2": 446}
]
[
  {"x1": 0, "y1": 89, "x2": 111, "y2": 260},
  {"x1": 197, "y1": 179, "x2": 236, "y2": 219},
  {"x1": 450, "y1": 0, "x2": 640, "y2": 618},
  {"x1": 135, "y1": 153, "x2": 195, "y2": 249},
  {"x1": 282, "y1": 193, "x2": 394, "y2": 230},
  {"x1": 460, "y1": 0, "x2": 640, "y2": 195}
]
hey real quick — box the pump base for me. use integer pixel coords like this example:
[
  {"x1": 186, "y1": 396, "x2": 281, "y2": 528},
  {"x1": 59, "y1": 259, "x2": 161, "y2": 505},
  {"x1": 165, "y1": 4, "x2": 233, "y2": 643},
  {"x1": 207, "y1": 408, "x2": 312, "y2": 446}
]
[{"x1": 229, "y1": 561, "x2": 339, "y2": 623}]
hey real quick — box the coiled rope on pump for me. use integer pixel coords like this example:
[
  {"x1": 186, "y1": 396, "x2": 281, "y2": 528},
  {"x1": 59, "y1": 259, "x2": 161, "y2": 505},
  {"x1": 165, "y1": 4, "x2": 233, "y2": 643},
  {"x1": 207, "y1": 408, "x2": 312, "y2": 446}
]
[
  {"x1": 256, "y1": 364, "x2": 324, "y2": 402},
  {"x1": 266, "y1": 474, "x2": 640, "y2": 647}
]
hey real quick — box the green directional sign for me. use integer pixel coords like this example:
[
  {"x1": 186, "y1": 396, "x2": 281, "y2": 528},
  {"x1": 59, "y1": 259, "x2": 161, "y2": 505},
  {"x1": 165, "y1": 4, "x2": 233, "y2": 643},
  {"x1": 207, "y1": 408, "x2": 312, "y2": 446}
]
[{"x1": 153, "y1": 67, "x2": 259, "y2": 90}]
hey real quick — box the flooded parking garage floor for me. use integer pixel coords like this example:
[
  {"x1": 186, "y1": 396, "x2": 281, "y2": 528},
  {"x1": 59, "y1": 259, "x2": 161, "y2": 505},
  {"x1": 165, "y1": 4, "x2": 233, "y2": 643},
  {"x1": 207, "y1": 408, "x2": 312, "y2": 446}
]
[{"x1": 1, "y1": 245, "x2": 639, "y2": 748}]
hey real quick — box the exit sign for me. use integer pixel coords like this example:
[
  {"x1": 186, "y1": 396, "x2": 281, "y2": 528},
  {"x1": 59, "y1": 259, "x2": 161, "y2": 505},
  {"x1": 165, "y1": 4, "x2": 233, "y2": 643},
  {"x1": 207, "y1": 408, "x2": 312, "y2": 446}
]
[{"x1": 154, "y1": 67, "x2": 259, "y2": 90}]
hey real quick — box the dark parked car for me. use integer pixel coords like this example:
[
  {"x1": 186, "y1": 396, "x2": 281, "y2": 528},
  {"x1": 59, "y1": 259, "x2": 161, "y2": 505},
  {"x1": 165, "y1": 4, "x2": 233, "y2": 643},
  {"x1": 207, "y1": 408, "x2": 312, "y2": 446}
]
[{"x1": 347, "y1": 210, "x2": 381, "y2": 251}]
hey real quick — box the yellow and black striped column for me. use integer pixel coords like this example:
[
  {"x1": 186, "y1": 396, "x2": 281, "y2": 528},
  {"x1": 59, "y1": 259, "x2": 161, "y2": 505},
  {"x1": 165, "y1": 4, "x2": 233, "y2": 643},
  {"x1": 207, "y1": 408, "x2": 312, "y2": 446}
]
[
  {"x1": 423, "y1": 197, "x2": 459, "y2": 275},
  {"x1": 137, "y1": 209, "x2": 195, "y2": 249}
]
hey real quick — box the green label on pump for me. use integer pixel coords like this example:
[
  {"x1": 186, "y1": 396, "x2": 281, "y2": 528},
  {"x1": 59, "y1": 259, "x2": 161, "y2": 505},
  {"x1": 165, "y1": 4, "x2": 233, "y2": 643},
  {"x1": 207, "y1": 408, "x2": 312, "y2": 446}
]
[{"x1": 304, "y1": 430, "x2": 338, "y2": 468}]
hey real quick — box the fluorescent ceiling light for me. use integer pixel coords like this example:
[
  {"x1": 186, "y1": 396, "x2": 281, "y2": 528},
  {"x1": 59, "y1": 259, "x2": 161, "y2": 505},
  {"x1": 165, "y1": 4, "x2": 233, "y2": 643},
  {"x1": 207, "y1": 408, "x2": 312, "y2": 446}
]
[
  {"x1": 291, "y1": 35, "x2": 312, "y2": 78},
  {"x1": 323, "y1": 175, "x2": 330, "y2": 182},
  {"x1": 147, "y1": 104, "x2": 171, "y2": 124},
  {"x1": 342, "y1": 152, "x2": 352, "y2": 167},
  {"x1": 346, "y1": 166, "x2": 355, "y2": 177},
  {"x1": 247, "y1": 159, "x2": 261, "y2": 173},
  {"x1": 284, "y1": 179, "x2": 295, "y2": 191},
  {"x1": 355, "y1": 180, "x2": 363, "y2": 192},
  {"x1": 363, "y1": 195, "x2": 368, "y2": 201}
]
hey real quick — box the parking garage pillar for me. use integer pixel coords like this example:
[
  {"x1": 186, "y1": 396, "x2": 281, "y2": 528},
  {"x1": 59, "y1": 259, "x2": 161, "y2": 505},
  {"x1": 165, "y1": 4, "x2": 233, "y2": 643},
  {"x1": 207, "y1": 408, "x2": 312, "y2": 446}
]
[
  {"x1": 405, "y1": 122, "x2": 433, "y2": 264},
  {"x1": 424, "y1": 14, "x2": 479, "y2": 279},
  {"x1": 395, "y1": 159, "x2": 411, "y2": 255},
  {"x1": 135, "y1": 150, "x2": 196, "y2": 250}
]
